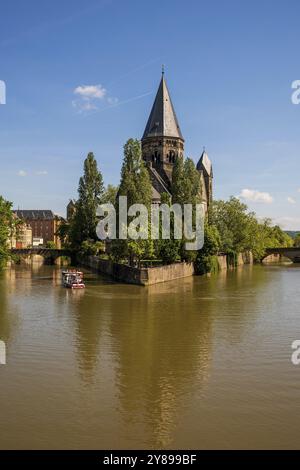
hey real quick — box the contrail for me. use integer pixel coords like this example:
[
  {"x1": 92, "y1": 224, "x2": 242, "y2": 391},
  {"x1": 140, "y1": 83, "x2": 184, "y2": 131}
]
[
  {"x1": 83, "y1": 91, "x2": 153, "y2": 117},
  {"x1": 107, "y1": 58, "x2": 161, "y2": 87}
]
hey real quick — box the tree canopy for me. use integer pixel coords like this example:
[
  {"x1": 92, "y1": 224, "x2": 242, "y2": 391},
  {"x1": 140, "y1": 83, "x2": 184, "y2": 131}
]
[
  {"x1": 0, "y1": 196, "x2": 15, "y2": 269},
  {"x1": 70, "y1": 152, "x2": 104, "y2": 247}
]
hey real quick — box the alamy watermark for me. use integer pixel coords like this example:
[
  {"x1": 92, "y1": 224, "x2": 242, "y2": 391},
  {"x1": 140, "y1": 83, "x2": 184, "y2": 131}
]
[
  {"x1": 291, "y1": 340, "x2": 300, "y2": 365},
  {"x1": 96, "y1": 197, "x2": 205, "y2": 250},
  {"x1": 0, "y1": 80, "x2": 6, "y2": 105},
  {"x1": 0, "y1": 340, "x2": 6, "y2": 365},
  {"x1": 291, "y1": 80, "x2": 300, "y2": 104}
]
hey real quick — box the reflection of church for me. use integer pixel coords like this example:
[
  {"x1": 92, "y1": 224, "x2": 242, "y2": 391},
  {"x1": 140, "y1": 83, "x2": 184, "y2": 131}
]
[{"x1": 142, "y1": 71, "x2": 213, "y2": 212}]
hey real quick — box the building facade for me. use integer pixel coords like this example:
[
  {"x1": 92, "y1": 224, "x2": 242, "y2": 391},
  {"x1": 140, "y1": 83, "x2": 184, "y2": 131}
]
[
  {"x1": 10, "y1": 220, "x2": 32, "y2": 249},
  {"x1": 14, "y1": 210, "x2": 63, "y2": 248},
  {"x1": 141, "y1": 73, "x2": 213, "y2": 211}
]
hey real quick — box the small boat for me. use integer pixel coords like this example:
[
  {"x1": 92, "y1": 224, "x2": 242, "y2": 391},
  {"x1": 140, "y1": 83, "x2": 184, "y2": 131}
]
[{"x1": 62, "y1": 270, "x2": 85, "y2": 289}]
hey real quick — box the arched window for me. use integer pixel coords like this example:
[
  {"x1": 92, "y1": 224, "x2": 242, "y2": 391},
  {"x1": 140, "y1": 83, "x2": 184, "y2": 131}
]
[{"x1": 168, "y1": 150, "x2": 176, "y2": 163}]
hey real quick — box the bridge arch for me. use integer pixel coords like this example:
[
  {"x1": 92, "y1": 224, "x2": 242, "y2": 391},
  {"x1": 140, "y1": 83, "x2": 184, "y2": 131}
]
[
  {"x1": 262, "y1": 248, "x2": 300, "y2": 264},
  {"x1": 11, "y1": 248, "x2": 76, "y2": 266}
]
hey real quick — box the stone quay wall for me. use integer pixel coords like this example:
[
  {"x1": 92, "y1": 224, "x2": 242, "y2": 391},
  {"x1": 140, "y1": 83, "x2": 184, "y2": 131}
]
[{"x1": 79, "y1": 251, "x2": 253, "y2": 286}]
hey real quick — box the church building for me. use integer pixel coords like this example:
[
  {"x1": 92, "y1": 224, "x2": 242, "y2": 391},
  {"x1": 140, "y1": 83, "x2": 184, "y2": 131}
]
[{"x1": 141, "y1": 71, "x2": 213, "y2": 212}]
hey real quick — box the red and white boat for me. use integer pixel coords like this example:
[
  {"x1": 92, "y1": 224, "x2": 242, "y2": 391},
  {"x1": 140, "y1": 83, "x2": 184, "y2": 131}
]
[{"x1": 62, "y1": 270, "x2": 85, "y2": 289}]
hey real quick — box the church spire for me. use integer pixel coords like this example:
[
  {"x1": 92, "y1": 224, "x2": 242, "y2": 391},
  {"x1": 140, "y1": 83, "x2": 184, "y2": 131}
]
[{"x1": 142, "y1": 74, "x2": 183, "y2": 140}]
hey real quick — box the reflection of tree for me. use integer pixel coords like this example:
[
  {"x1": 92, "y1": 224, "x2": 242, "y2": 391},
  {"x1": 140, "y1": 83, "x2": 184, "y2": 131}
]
[
  {"x1": 109, "y1": 276, "x2": 213, "y2": 449},
  {"x1": 0, "y1": 269, "x2": 22, "y2": 345},
  {"x1": 206, "y1": 264, "x2": 266, "y2": 345},
  {"x1": 0, "y1": 271, "x2": 11, "y2": 343},
  {"x1": 67, "y1": 264, "x2": 273, "y2": 448},
  {"x1": 71, "y1": 279, "x2": 110, "y2": 385}
]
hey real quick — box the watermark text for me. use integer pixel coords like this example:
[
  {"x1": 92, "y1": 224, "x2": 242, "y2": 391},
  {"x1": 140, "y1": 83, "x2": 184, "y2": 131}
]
[
  {"x1": 0, "y1": 340, "x2": 6, "y2": 365},
  {"x1": 0, "y1": 80, "x2": 6, "y2": 105}
]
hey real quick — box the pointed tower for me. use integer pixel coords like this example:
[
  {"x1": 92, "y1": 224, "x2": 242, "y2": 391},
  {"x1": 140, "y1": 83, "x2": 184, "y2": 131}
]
[
  {"x1": 142, "y1": 71, "x2": 184, "y2": 201},
  {"x1": 197, "y1": 149, "x2": 213, "y2": 212}
]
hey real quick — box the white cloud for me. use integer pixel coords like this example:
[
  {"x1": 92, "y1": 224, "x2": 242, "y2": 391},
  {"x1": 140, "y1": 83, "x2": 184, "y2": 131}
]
[
  {"x1": 74, "y1": 84, "x2": 106, "y2": 99},
  {"x1": 18, "y1": 170, "x2": 27, "y2": 177},
  {"x1": 287, "y1": 197, "x2": 296, "y2": 204},
  {"x1": 239, "y1": 188, "x2": 273, "y2": 204},
  {"x1": 72, "y1": 99, "x2": 98, "y2": 112},
  {"x1": 72, "y1": 83, "x2": 119, "y2": 114},
  {"x1": 274, "y1": 217, "x2": 300, "y2": 230}
]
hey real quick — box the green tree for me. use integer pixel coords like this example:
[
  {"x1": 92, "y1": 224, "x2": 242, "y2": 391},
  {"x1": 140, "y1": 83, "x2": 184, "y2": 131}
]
[
  {"x1": 156, "y1": 192, "x2": 181, "y2": 264},
  {"x1": 0, "y1": 196, "x2": 15, "y2": 269},
  {"x1": 210, "y1": 197, "x2": 256, "y2": 254},
  {"x1": 70, "y1": 152, "x2": 104, "y2": 247},
  {"x1": 183, "y1": 158, "x2": 201, "y2": 206},
  {"x1": 195, "y1": 223, "x2": 221, "y2": 274},
  {"x1": 102, "y1": 184, "x2": 119, "y2": 205},
  {"x1": 112, "y1": 139, "x2": 153, "y2": 266},
  {"x1": 55, "y1": 221, "x2": 70, "y2": 248},
  {"x1": 171, "y1": 156, "x2": 185, "y2": 206},
  {"x1": 209, "y1": 198, "x2": 294, "y2": 262},
  {"x1": 118, "y1": 139, "x2": 152, "y2": 207},
  {"x1": 172, "y1": 157, "x2": 202, "y2": 262},
  {"x1": 294, "y1": 233, "x2": 300, "y2": 247},
  {"x1": 46, "y1": 241, "x2": 56, "y2": 249}
]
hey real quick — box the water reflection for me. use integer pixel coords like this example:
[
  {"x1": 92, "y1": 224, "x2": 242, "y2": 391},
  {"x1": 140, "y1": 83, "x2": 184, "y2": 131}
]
[
  {"x1": 108, "y1": 277, "x2": 213, "y2": 448},
  {"x1": 1, "y1": 264, "x2": 300, "y2": 449}
]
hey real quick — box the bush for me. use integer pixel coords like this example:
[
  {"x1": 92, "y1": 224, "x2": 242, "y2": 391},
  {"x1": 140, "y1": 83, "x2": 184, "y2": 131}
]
[
  {"x1": 46, "y1": 241, "x2": 56, "y2": 249},
  {"x1": 195, "y1": 254, "x2": 219, "y2": 275},
  {"x1": 195, "y1": 223, "x2": 221, "y2": 275},
  {"x1": 79, "y1": 240, "x2": 104, "y2": 256}
]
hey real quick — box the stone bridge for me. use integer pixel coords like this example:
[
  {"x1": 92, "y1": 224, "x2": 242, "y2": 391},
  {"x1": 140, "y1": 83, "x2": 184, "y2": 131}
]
[
  {"x1": 11, "y1": 248, "x2": 76, "y2": 265},
  {"x1": 263, "y1": 247, "x2": 300, "y2": 263}
]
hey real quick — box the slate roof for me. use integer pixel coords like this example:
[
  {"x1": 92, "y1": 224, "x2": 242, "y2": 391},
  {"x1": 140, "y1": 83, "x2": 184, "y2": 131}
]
[
  {"x1": 14, "y1": 210, "x2": 55, "y2": 220},
  {"x1": 142, "y1": 75, "x2": 183, "y2": 140},
  {"x1": 197, "y1": 150, "x2": 213, "y2": 176}
]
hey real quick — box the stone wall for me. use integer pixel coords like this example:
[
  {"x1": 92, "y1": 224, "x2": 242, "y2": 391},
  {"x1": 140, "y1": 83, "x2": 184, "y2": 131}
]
[
  {"x1": 79, "y1": 252, "x2": 253, "y2": 286},
  {"x1": 79, "y1": 256, "x2": 194, "y2": 286},
  {"x1": 146, "y1": 262, "x2": 194, "y2": 285},
  {"x1": 262, "y1": 254, "x2": 282, "y2": 264},
  {"x1": 217, "y1": 251, "x2": 253, "y2": 270},
  {"x1": 217, "y1": 255, "x2": 227, "y2": 271}
]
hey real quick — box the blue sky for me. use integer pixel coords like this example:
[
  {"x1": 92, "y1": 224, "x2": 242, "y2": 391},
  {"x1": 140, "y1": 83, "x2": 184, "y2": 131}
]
[{"x1": 0, "y1": 0, "x2": 300, "y2": 229}]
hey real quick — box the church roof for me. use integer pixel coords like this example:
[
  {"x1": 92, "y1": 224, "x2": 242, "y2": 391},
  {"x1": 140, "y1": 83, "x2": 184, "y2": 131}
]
[
  {"x1": 142, "y1": 75, "x2": 183, "y2": 140},
  {"x1": 14, "y1": 210, "x2": 55, "y2": 220},
  {"x1": 197, "y1": 150, "x2": 212, "y2": 176}
]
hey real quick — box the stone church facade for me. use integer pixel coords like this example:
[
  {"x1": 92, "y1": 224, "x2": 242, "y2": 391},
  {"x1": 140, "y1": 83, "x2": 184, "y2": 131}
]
[{"x1": 141, "y1": 72, "x2": 213, "y2": 212}]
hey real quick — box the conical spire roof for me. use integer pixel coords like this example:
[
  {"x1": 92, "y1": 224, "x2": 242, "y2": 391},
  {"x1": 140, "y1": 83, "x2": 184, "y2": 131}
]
[
  {"x1": 197, "y1": 149, "x2": 212, "y2": 176},
  {"x1": 142, "y1": 75, "x2": 183, "y2": 140}
]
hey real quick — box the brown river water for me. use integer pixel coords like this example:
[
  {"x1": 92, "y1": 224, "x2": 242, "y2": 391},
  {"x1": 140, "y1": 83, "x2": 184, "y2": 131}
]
[{"x1": 0, "y1": 263, "x2": 300, "y2": 449}]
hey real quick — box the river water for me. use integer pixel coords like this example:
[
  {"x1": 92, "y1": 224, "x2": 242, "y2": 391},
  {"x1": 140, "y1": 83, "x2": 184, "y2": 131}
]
[{"x1": 0, "y1": 263, "x2": 300, "y2": 449}]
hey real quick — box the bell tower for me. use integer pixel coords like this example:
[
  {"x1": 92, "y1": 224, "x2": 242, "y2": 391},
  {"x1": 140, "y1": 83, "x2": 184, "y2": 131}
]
[{"x1": 141, "y1": 70, "x2": 184, "y2": 189}]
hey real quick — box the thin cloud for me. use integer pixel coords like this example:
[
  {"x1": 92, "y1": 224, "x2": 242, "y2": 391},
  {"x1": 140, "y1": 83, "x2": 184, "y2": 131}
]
[
  {"x1": 72, "y1": 84, "x2": 118, "y2": 114},
  {"x1": 74, "y1": 84, "x2": 107, "y2": 99},
  {"x1": 239, "y1": 188, "x2": 273, "y2": 204},
  {"x1": 18, "y1": 170, "x2": 27, "y2": 177},
  {"x1": 35, "y1": 170, "x2": 48, "y2": 176},
  {"x1": 274, "y1": 217, "x2": 300, "y2": 230},
  {"x1": 85, "y1": 91, "x2": 153, "y2": 116},
  {"x1": 287, "y1": 197, "x2": 296, "y2": 204}
]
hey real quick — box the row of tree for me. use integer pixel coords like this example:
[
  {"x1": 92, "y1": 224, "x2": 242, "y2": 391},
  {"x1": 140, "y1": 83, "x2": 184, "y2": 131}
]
[{"x1": 0, "y1": 139, "x2": 296, "y2": 271}]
